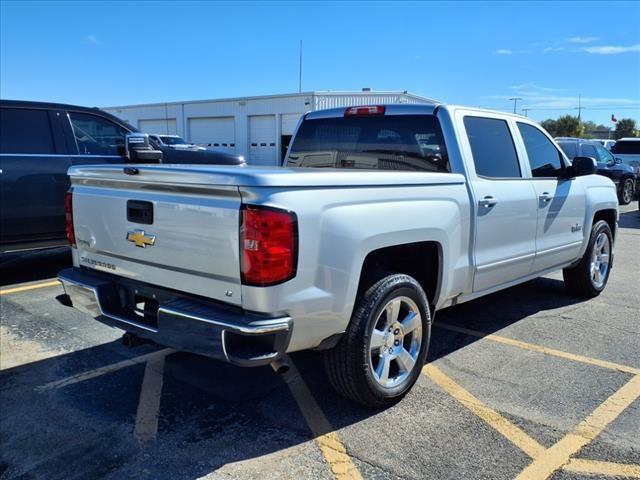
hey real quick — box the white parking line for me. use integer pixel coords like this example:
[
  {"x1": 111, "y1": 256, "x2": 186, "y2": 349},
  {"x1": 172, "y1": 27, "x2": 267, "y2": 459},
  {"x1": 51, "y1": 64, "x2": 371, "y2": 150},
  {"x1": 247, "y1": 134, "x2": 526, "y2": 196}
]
[{"x1": 134, "y1": 353, "x2": 168, "y2": 442}]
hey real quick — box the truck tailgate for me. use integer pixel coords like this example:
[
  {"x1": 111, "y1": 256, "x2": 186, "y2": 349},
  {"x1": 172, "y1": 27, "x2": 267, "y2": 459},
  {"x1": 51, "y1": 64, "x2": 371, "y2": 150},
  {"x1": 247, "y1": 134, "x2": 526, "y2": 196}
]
[{"x1": 70, "y1": 174, "x2": 242, "y2": 305}]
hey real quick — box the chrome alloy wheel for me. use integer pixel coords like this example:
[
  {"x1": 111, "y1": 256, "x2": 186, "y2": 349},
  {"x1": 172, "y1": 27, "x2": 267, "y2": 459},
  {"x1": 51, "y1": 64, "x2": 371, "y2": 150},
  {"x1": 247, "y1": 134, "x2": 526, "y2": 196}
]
[
  {"x1": 622, "y1": 180, "x2": 634, "y2": 204},
  {"x1": 368, "y1": 296, "x2": 422, "y2": 389},
  {"x1": 590, "y1": 232, "x2": 610, "y2": 289}
]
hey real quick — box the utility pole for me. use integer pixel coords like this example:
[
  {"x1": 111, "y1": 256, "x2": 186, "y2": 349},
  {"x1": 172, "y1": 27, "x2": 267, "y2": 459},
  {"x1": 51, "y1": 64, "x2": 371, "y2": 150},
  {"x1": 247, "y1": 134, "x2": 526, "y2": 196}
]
[
  {"x1": 509, "y1": 97, "x2": 522, "y2": 114},
  {"x1": 575, "y1": 93, "x2": 584, "y2": 120},
  {"x1": 298, "y1": 40, "x2": 303, "y2": 94},
  {"x1": 522, "y1": 108, "x2": 531, "y2": 117}
]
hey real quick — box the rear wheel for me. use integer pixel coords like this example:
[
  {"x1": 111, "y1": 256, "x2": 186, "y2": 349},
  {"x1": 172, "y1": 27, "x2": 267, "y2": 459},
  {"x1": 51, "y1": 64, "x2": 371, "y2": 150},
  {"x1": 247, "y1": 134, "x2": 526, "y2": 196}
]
[
  {"x1": 563, "y1": 220, "x2": 613, "y2": 298},
  {"x1": 619, "y1": 178, "x2": 634, "y2": 205},
  {"x1": 324, "y1": 274, "x2": 431, "y2": 408}
]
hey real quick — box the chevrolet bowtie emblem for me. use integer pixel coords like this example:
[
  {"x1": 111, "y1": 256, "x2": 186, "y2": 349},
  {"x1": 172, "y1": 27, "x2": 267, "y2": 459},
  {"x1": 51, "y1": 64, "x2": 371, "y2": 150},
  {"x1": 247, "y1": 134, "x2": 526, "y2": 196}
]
[{"x1": 126, "y1": 229, "x2": 156, "y2": 248}]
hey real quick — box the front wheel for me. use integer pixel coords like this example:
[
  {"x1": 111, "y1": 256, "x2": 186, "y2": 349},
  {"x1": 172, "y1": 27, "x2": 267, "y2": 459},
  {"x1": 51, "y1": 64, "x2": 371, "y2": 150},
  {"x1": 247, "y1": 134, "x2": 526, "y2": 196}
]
[
  {"x1": 619, "y1": 178, "x2": 635, "y2": 205},
  {"x1": 324, "y1": 274, "x2": 431, "y2": 408},
  {"x1": 563, "y1": 220, "x2": 613, "y2": 298}
]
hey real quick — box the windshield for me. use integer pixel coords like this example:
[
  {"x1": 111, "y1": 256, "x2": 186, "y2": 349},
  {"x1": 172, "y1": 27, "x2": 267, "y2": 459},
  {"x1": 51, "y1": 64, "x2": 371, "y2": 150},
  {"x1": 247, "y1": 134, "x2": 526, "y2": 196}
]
[
  {"x1": 160, "y1": 136, "x2": 188, "y2": 145},
  {"x1": 286, "y1": 114, "x2": 449, "y2": 172},
  {"x1": 611, "y1": 140, "x2": 640, "y2": 155}
]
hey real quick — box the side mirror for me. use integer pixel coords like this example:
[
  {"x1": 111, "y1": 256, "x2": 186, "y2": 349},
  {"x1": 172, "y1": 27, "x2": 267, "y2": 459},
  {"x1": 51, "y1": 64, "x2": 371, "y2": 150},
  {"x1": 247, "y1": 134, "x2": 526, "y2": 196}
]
[
  {"x1": 125, "y1": 133, "x2": 163, "y2": 163},
  {"x1": 568, "y1": 156, "x2": 597, "y2": 177}
]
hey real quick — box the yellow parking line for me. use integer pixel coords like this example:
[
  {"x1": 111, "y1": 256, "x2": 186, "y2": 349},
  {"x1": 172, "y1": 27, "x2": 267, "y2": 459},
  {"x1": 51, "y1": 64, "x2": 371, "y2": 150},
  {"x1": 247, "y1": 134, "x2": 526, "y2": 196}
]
[
  {"x1": 37, "y1": 348, "x2": 174, "y2": 391},
  {"x1": 284, "y1": 361, "x2": 363, "y2": 480},
  {"x1": 564, "y1": 459, "x2": 640, "y2": 478},
  {"x1": 0, "y1": 280, "x2": 60, "y2": 296},
  {"x1": 134, "y1": 353, "x2": 168, "y2": 442},
  {"x1": 422, "y1": 364, "x2": 546, "y2": 459},
  {"x1": 436, "y1": 323, "x2": 640, "y2": 375},
  {"x1": 516, "y1": 374, "x2": 640, "y2": 480}
]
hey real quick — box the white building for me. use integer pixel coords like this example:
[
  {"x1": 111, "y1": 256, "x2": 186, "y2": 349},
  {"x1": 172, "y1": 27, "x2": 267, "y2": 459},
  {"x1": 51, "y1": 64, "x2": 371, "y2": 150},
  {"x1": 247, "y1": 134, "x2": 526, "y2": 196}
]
[{"x1": 104, "y1": 90, "x2": 433, "y2": 166}]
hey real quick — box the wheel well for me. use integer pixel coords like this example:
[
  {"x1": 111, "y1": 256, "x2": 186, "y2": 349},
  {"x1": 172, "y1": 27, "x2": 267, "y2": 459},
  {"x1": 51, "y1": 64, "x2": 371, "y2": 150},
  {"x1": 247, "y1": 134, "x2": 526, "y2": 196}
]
[
  {"x1": 593, "y1": 209, "x2": 617, "y2": 240},
  {"x1": 356, "y1": 242, "x2": 441, "y2": 309}
]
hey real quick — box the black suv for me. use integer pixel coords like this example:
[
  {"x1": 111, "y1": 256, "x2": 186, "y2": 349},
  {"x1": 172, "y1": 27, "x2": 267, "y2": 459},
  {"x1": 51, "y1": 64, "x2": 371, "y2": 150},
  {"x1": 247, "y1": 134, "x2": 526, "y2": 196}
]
[
  {"x1": 556, "y1": 137, "x2": 637, "y2": 205},
  {"x1": 0, "y1": 100, "x2": 244, "y2": 253}
]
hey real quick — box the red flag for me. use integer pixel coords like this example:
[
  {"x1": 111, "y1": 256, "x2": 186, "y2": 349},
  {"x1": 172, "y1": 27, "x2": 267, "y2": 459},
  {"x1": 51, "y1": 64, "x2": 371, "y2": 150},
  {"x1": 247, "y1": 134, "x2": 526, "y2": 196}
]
[{"x1": 611, "y1": 114, "x2": 617, "y2": 123}]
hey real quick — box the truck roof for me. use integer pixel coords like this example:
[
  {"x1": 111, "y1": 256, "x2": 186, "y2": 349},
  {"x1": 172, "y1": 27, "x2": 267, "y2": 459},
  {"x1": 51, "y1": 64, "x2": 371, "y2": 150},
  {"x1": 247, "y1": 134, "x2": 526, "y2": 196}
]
[{"x1": 305, "y1": 103, "x2": 531, "y2": 121}]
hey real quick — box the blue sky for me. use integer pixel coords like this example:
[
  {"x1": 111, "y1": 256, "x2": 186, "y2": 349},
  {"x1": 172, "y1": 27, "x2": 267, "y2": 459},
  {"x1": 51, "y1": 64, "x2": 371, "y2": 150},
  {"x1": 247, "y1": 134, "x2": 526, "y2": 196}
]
[{"x1": 1, "y1": 1, "x2": 639, "y2": 126}]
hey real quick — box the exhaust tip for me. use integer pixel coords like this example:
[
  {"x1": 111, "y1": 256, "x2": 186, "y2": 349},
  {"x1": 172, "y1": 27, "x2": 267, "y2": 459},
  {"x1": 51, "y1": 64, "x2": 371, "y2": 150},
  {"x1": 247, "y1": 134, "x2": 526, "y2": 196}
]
[
  {"x1": 270, "y1": 358, "x2": 290, "y2": 375},
  {"x1": 55, "y1": 294, "x2": 73, "y2": 308}
]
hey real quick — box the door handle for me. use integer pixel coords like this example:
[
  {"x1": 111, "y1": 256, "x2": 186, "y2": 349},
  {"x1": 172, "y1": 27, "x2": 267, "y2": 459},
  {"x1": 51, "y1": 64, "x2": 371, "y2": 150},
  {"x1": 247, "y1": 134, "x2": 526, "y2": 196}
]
[
  {"x1": 539, "y1": 192, "x2": 553, "y2": 203},
  {"x1": 479, "y1": 196, "x2": 497, "y2": 208}
]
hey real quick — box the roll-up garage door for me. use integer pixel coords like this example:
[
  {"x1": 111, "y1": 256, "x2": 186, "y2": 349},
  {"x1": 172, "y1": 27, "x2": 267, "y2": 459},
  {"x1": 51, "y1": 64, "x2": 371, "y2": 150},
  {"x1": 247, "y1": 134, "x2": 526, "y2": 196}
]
[
  {"x1": 248, "y1": 115, "x2": 277, "y2": 166},
  {"x1": 138, "y1": 119, "x2": 177, "y2": 135},
  {"x1": 187, "y1": 117, "x2": 236, "y2": 153}
]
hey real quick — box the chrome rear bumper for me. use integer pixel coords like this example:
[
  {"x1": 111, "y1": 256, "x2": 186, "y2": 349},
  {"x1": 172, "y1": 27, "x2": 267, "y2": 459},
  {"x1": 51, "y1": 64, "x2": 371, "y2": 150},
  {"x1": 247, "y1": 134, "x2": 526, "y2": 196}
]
[{"x1": 58, "y1": 267, "x2": 292, "y2": 367}]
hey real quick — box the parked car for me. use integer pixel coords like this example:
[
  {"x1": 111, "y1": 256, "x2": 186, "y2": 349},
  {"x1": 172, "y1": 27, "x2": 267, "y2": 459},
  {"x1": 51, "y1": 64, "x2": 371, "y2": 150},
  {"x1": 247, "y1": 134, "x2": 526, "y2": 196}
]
[
  {"x1": 610, "y1": 138, "x2": 640, "y2": 176},
  {"x1": 0, "y1": 100, "x2": 245, "y2": 253},
  {"x1": 58, "y1": 103, "x2": 617, "y2": 408},
  {"x1": 596, "y1": 139, "x2": 616, "y2": 150},
  {"x1": 147, "y1": 134, "x2": 206, "y2": 151},
  {"x1": 556, "y1": 138, "x2": 636, "y2": 205}
]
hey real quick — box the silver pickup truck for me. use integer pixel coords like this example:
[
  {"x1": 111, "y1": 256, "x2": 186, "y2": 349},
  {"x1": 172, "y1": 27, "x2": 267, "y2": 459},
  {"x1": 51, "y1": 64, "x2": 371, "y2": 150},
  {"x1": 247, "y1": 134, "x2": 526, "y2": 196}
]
[{"x1": 58, "y1": 103, "x2": 618, "y2": 407}]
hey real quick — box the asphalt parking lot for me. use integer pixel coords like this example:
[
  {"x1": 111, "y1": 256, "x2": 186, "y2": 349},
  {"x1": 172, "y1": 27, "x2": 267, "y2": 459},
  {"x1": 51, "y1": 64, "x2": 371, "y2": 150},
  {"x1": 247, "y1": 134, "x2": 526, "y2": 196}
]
[{"x1": 1, "y1": 204, "x2": 638, "y2": 480}]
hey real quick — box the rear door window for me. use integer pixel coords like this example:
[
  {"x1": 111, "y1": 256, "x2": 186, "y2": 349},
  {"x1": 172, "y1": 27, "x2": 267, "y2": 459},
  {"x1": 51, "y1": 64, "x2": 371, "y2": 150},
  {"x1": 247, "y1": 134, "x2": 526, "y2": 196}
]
[
  {"x1": 581, "y1": 144, "x2": 598, "y2": 160},
  {"x1": 0, "y1": 108, "x2": 56, "y2": 154},
  {"x1": 517, "y1": 122, "x2": 564, "y2": 178},
  {"x1": 287, "y1": 114, "x2": 449, "y2": 172},
  {"x1": 68, "y1": 112, "x2": 127, "y2": 156},
  {"x1": 464, "y1": 117, "x2": 521, "y2": 178}
]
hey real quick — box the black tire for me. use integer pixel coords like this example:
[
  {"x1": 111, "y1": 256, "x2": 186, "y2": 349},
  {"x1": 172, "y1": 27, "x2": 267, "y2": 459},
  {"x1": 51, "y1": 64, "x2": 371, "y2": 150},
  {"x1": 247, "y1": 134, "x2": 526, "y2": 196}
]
[
  {"x1": 324, "y1": 274, "x2": 431, "y2": 408},
  {"x1": 618, "y1": 178, "x2": 635, "y2": 205},
  {"x1": 563, "y1": 220, "x2": 613, "y2": 298}
]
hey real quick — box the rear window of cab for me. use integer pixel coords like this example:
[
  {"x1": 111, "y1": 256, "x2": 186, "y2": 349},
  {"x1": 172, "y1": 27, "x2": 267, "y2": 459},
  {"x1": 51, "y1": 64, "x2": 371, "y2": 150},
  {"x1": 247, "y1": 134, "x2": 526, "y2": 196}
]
[{"x1": 286, "y1": 114, "x2": 450, "y2": 172}]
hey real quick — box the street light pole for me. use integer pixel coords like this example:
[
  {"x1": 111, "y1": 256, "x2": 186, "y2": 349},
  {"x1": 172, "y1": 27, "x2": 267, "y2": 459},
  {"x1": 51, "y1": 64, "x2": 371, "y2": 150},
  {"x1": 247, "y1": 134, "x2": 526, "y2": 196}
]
[{"x1": 509, "y1": 97, "x2": 522, "y2": 114}]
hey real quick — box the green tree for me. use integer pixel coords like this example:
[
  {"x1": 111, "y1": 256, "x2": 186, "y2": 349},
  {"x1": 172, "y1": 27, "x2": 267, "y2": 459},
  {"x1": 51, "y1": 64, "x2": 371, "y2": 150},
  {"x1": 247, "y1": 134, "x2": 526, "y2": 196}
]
[
  {"x1": 540, "y1": 119, "x2": 557, "y2": 136},
  {"x1": 613, "y1": 118, "x2": 638, "y2": 139},
  {"x1": 555, "y1": 115, "x2": 582, "y2": 137}
]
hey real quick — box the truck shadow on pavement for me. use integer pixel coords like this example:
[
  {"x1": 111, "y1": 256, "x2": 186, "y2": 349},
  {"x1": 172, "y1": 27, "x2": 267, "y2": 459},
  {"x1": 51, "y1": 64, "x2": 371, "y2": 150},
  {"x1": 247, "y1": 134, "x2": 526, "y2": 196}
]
[{"x1": 0, "y1": 276, "x2": 587, "y2": 480}]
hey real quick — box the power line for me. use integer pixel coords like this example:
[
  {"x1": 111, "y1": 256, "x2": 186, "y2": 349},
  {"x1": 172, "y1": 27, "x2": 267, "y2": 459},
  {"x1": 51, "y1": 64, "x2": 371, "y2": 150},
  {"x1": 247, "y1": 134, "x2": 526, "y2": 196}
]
[{"x1": 521, "y1": 106, "x2": 640, "y2": 111}]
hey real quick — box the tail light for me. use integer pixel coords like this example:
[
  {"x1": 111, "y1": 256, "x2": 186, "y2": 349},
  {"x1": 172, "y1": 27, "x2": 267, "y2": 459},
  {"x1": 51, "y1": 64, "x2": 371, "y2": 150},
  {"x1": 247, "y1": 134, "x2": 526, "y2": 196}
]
[
  {"x1": 344, "y1": 105, "x2": 385, "y2": 117},
  {"x1": 65, "y1": 189, "x2": 76, "y2": 246},
  {"x1": 240, "y1": 205, "x2": 297, "y2": 286}
]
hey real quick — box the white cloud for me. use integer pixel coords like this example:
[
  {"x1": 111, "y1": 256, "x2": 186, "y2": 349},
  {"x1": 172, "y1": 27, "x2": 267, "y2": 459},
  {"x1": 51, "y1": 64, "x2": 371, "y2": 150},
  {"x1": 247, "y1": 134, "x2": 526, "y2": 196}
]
[
  {"x1": 582, "y1": 44, "x2": 640, "y2": 54},
  {"x1": 523, "y1": 96, "x2": 638, "y2": 109},
  {"x1": 510, "y1": 83, "x2": 563, "y2": 96},
  {"x1": 566, "y1": 36, "x2": 599, "y2": 44},
  {"x1": 543, "y1": 47, "x2": 565, "y2": 53},
  {"x1": 86, "y1": 34, "x2": 100, "y2": 45},
  {"x1": 493, "y1": 49, "x2": 528, "y2": 55},
  {"x1": 483, "y1": 89, "x2": 639, "y2": 110}
]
